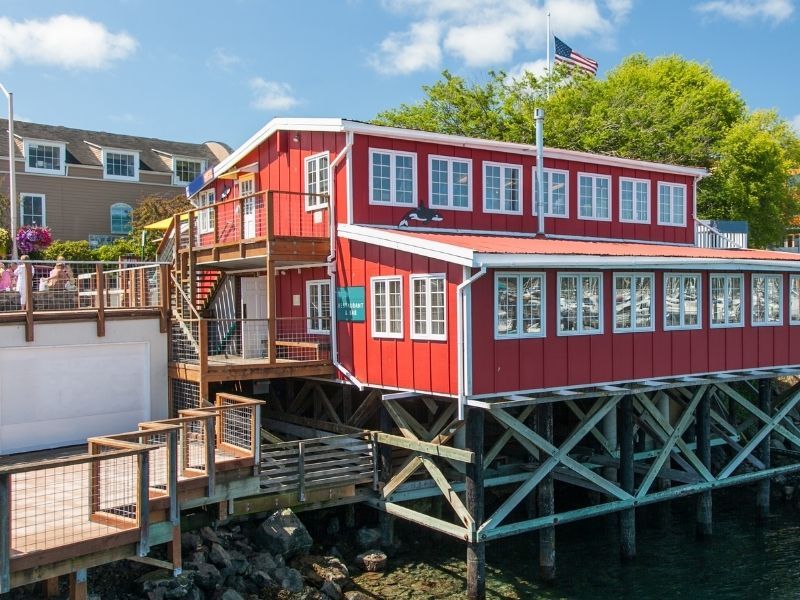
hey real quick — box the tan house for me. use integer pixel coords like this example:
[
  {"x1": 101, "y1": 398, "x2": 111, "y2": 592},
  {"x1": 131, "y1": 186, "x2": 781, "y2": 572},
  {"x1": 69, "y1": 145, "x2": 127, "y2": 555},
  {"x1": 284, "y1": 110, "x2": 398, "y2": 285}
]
[{"x1": 0, "y1": 118, "x2": 230, "y2": 243}]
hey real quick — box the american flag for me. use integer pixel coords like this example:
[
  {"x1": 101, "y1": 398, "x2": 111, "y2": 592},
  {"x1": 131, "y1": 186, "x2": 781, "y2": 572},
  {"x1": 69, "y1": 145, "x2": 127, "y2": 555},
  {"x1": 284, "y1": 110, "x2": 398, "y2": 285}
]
[{"x1": 554, "y1": 36, "x2": 598, "y2": 76}]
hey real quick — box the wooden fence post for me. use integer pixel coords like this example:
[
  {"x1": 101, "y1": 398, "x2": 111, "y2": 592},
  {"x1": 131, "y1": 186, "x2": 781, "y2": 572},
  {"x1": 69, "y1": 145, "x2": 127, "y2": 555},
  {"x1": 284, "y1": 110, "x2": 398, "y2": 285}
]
[
  {"x1": 24, "y1": 262, "x2": 33, "y2": 342},
  {"x1": 0, "y1": 473, "x2": 11, "y2": 594},
  {"x1": 95, "y1": 264, "x2": 105, "y2": 337},
  {"x1": 159, "y1": 264, "x2": 170, "y2": 334},
  {"x1": 137, "y1": 451, "x2": 150, "y2": 557},
  {"x1": 205, "y1": 415, "x2": 216, "y2": 498}
]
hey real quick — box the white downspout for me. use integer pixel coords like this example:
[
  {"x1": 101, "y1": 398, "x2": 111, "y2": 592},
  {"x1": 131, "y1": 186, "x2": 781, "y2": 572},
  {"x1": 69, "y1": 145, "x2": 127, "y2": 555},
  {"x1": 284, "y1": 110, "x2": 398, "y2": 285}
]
[
  {"x1": 326, "y1": 131, "x2": 363, "y2": 389},
  {"x1": 457, "y1": 265, "x2": 487, "y2": 420},
  {"x1": 535, "y1": 108, "x2": 546, "y2": 236}
]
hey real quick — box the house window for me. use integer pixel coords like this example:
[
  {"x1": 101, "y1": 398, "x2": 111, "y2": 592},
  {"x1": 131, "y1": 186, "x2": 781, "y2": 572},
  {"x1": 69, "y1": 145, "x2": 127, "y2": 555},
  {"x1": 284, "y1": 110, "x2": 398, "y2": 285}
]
[
  {"x1": 496, "y1": 273, "x2": 545, "y2": 338},
  {"x1": 664, "y1": 274, "x2": 701, "y2": 329},
  {"x1": 24, "y1": 140, "x2": 65, "y2": 175},
  {"x1": 534, "y1": 169, "x2": 568, "y2": 217},
  {"x1": 791, "y1": 275, "x2": 800, "y2": 324},
  {"x1": 484, "y1": 162, "x2": 522, "y2": 214},
  {"x1": 614, "y1": 273, "x2": 654, "y2": 332},
  {"x1": 657, "y1": 183, "x2": 686, "y2": 226},
  {"x1": 103, "y1": 149, "x2": 139, "y2": 180},
  {"x1": 752, "y1": 274, "x2": 783, "y2": 326},
  {"x1": 173, "y1": 158, "x2": 205, "y2": 185},
  {"x1": 429, "y1": 156, "x2": 471, "y2": 210},
  {"x1": 197, "y1": 189, "x2": 216, "y2": 234},
  {"x1": 110, "y1": 203, "x2": 132, "y2": 234},
  {"x1": 410, "y1": 275, "x2": 446, "y2": 340},
  {"x1": 578, "y1": 174, "x2": 611, "y2": 220},
  {"x1": 371, "y1": 276, "x2": 403, "y2": 338},
  {"x1": 620, "y1": 178, "x2": 649, "y2": 223},
  {"x1": 306, "y1": 280, "x2": 331, "y2": 334},
  {"x1": 305, "y1": 152, "x2": 329, "y2": 210},
  {"x1": 20, "y1": 193, "x2": 45, "y2": 227},
  {"x1": 710, "y1": 274, "x2": 743, "y2": 327},
  {"x1": 369, "y1": 149, "x2": 416, "y2": 205},
  {"x1": 558, "y1": 273, "x2": 603, "y2": 335}
]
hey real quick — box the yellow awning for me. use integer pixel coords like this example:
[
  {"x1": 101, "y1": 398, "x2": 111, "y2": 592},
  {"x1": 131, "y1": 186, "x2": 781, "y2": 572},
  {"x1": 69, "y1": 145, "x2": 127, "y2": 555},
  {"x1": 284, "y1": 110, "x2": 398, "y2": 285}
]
[{"x1": 143, "y1": 214, "x2": 188, "y2": 230}]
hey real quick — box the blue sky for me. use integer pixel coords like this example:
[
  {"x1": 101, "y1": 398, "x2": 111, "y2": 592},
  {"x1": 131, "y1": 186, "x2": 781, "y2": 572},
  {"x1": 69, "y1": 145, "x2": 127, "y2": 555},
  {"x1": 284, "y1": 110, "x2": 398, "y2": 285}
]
[{"x1": 0, "y1": 0, "x2": 797, "y2": 150}]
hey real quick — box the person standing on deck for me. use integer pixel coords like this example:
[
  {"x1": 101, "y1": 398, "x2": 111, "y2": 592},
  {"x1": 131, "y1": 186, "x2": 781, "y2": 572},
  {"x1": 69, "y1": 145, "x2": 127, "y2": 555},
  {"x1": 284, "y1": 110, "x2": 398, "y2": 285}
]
[
  {"x1": 14, "y1": 255, "x2": 29, "y2": 310},
  {"x1": 0, "y1": 262, "x2": 13, "y2": 291}
]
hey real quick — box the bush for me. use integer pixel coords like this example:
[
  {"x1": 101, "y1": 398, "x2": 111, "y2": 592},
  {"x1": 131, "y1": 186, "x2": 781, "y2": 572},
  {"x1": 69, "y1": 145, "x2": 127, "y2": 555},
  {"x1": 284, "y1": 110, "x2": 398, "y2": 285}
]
[
  {"x1": 93, "y1": 237, "x2": 144, "y2": 262},
  {"x1": 43, "y1": 240, "x2": 95, "y2": 262},
  {"x1": 0, "y1": 228, "x2": 9, "y2": 256}
]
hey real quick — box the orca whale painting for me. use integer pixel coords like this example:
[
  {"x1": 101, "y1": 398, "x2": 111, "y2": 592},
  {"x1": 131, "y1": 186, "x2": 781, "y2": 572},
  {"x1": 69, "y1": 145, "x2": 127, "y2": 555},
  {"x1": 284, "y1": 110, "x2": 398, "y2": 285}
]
[{"x1": 398, "y1": 204, "x2": 444, "y2": 227}]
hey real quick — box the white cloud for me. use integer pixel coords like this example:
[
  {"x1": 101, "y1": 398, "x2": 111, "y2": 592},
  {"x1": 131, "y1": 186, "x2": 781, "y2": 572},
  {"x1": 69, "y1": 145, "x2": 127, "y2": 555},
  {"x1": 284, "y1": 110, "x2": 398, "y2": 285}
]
[
  {"x1": 372, "y1": 0, "x2": 618, "y2": 74},
  {"x1": 694, "y1": 0, "x2": 794, "y2": 23},
  {"x1": 791, "y1": 114, "x2": 800, "y2": 134},
  {"x1": 208, "y1": 48, "x2": 241, "y2": 71},
  {"x1": 0, "y1": 15, "x2": 136, "y2": 70},
  {"x1": 249, "y1": 78, "x2": 300, "y2": 111},
  {"x1": 507, "y1": 59, "x2": 550, "y2": 81}
]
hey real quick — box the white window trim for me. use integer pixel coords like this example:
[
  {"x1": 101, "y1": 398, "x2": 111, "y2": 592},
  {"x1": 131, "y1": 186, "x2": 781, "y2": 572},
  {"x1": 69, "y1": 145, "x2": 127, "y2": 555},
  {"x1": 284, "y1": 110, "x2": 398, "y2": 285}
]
[
  {"x1": 410, "y1": 274, "x2": 447, "y2": 341},
  {"x1": 172, "y1": 156, "x2": 206, "y2": 186},
  {"x1": 494, "y1": 272, "x2": 546, "y2": 340},
  {"x1": 371, "y1": 275, "x2": 404, "y2": 339},
  {"x1": 657, "y1": 182, "x2": 687, "y2": 227},
  {"x1": 110, "y1": 202, "x2": 133, "y2": 235},
  {"x1": 619, "y1": 177, "x2": 651, "y2": 224},
  {"x1": 102, "y1": 147, "x2": 140, "y2": 181},
  {"x1": 304, "y1": 151, "x2": 330, "y2": 211},
  {"x1": 790, "y1": 274, "x2": 800, "y2": 325},
  {"x1": 751, "y1": 273, "x2": 783, "y2": 327},
  {"x1": 23, "y1": 139, "x2": 66, "y2": 176},
  {"x1": 557, "y1": 272, "x2": 604, "y2": 336},
  {"x1": 368, "y1": 149, "x2": 418, "y2": 206},
  {"x1": 306, "y1": 279, "x2": 331, "y2": 334},
  {"x1": 577, "y1": 172, "x2": 612, "y2": 222},
  {"x1": 663, "y1": 273, "x2": 703, "y2": 331},
  {"x1": 533, "y1": 167, "x2": 570, "y2": 219},
  {"x1": 428, "y1": 155, "x2": 472, "y2": 211},
  {"x1": 197, "y1": 189, "x2": 216, "y2": 234},
  {"x1": 19, "y1": 193, "x2": 46, "y2": 227},
  {"x1": 483, "y1": 161, "x2": 523, "y2": 215},
  {"x1": 709, "y1": 273, "x2": 744, "y2": 329},
  {"x1": 612, "y1": 272, "x2": 655, "y2": 333}
]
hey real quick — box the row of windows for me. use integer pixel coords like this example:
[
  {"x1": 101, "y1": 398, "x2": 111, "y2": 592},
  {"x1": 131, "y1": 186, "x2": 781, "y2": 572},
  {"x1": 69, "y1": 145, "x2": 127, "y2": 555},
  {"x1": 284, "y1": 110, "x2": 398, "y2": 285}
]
[
  {"x1": 495, "y1": 272, "x2": 794, "y2": 339},
  {"x1": 22, "y1": 139, "x2": 205, "y2": 185},
  {"x1": 370, "y1": 275, "x2": 447, "y2": 341},
  {"x1": 19, "y1": 193, "x2": 132, "y2": 234},
  {"x1": 368, "y1": 149, "x2": 687, "y2": 227}
]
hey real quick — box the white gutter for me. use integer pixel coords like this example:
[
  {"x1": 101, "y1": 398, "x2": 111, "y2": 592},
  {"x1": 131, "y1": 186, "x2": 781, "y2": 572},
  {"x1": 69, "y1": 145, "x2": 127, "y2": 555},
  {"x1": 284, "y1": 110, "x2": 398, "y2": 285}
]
[
  {"x1": 326, "y1": 133, "x2": 363, "y2": 389},
  {"x1": 456, "y1": 265, "x2": 487, "y2": 420}
]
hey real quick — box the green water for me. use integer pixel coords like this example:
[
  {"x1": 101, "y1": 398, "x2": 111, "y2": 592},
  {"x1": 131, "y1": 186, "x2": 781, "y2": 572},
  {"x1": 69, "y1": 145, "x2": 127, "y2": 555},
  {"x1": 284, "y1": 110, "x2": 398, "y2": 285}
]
[{"x1": 352, "y1": 491, "x2": 800, "y2": 599}]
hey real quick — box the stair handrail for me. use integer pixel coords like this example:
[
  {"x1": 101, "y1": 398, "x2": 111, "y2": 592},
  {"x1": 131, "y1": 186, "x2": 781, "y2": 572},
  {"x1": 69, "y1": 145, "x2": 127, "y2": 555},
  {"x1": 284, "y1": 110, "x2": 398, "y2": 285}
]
[
  {"x1": 695, "y1": 219, "x2": 745, "y2": 250},
  {"x1": 170, "y1": 272, "x2": 203, "y2": 321}
]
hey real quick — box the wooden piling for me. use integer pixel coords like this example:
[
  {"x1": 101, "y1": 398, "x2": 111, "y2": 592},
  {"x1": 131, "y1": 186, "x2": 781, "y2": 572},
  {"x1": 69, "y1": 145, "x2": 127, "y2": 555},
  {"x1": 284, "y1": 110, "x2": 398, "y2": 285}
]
[
  {"x1": 757, "y1": 379, "x2": 771, "y2": 520},
  {"x1": 620, "y1": 395, "x2": 636, "y2": 560},
  {"x1": 68, "y1": 569, "x2": 87, "y2": 600},
  {"x1": 537, "y1": 402, "x2": 555, "y2": 581},
  {"x1": 696, "y1": 388, "x2": 712, "y2": 538},
  {"x1": 378, "y1": 403, "x2": 395, "y2": 546},
  {"x1": 465, "y1": 407, "x2": 485, "y2": 600}
]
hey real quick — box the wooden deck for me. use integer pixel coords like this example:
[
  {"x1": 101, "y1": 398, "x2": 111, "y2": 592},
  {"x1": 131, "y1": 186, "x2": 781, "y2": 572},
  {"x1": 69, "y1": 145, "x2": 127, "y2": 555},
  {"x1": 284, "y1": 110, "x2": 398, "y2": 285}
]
[{"x1": 170, "y1": 358, "x2": 335, "y2": 383}]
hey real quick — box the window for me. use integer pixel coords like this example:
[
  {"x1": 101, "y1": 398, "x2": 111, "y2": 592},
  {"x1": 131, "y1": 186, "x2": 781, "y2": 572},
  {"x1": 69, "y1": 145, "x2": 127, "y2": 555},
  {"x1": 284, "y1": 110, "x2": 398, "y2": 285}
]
[
  {"x1": 752, "y1": 274, "x2": 783, "y2": 326},
  {"x1": 197, "y1": 189, "x2": 216, "y2": 233},
  {"x1": 173, "y1": 158, "x2": 205, "y2": 185},
  {"x1": 305, "y1": 152, "x2": 329, "y2": 210},
  {"x1": 710, "y1": 274, "x2": 743, "y2": 328},
  {"x1": 620, "y1": 178, "x2": 650, "y2": 223},
  {"x1": 558, "y1": 273, "x2": 603, "y2": 335},
  {"x1": 369, "y1": 149, "x2": 416, "y2": 205},
  {"x1": 24, "y1": 140, "x2": 65, "y2": 175},
  {"x1": 534, "y1": 169, "x2": 568, "y2": 217},
  {"x1": 371, "y1": 276, "x2": 403, "y2": 338},
  {"x1": 103, "y1": 149, "x2": 139, "y2": 180},
  {"x1": 411, "y1": 275, "x2": 446, "y2": 340},
  {"x1": 307, "y1": 280, "x2": 331, "y2": 334},
  {"x1": 110, "y1": 203, "x2": 132, "y2": 234},
  {"x1": 484, "y1": 162, "x2": 522, "y2": 214},
  {"x1": 613, "y1": 273, "x2": 654, "y2": 332},
  {"x1": 578, "y1": 174, "x2": 611, "y2": 220},
  {"x1": 20, "y1": 193, "x2": 45, "y2": 227},
  {"x1": 429, "y1": 156, "x2": 471, "y2": 210},
  {"x1": 657, "y1": 183, "x2": 686, "y2": 226},
  {"x1": 664, "y1": 274, "x2": 701, "y2": 330},
  {"x1": 495, "y1": 273, "x2": 545, "y2": 338},
  {"x1": 791, "y1": 275, "x2": 800, "y2": 324}
]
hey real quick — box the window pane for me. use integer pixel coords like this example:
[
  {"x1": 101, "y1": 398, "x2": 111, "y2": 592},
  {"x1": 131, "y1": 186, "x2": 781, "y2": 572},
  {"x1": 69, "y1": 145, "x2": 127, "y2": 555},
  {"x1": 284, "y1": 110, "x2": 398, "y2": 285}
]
[
  {"x1": 389, "y1": 279, "x2": 402, "y2": 333},
  {"x1": 792, "y1": 277, "x2": 800, "y2": 322},
  {"x1": 106, "y1": 152, "x2": 135, "y2": 177},
  {"x1": 372, "y1": 153, "x2": 391, "y2": 202},
  {"x1": 767, "y1": 276, "x2": 781, "y2": 322},
  {"x1": 665, "y1": 276, "x2": 681, "y2": 327},
  {"x1": 431, "y1": 159, "x2": 449, "y2": 207},
  {"x1": 551, "y1": 172, "x2": 566, "y2": 215},
  {"x1": 579, "y1": 176, "x2": 593, "y2": 217},
  {"x1": 582, "y1": 275, "x2": 600, "y2": 331},
  {"x1": 684, "y1": 276, "x2": 698, "y2": 325},
  {"x1": 430, "y1": 278, "x2": 445, "y2": 336},
  {"x1": 521, "y1": 276, "x2": 542, "y2": 334},
  {"x1": 635, "y1": 275, "x2": 652, "y2": 328},
  {"x1": 615, "y1": 276, "x2": 632, "y2": 329},
  {"x1": 497, "y1": 276, "x2": 517, "y2": 335},
  {"x1": 560, "y1": 276, "x2": 578, "y2": 332},
  {"x1": 672, "y1": 186, "x2": 685, "y2": 225},
  {"x1": 374, "y1": 281, "x2": 387, "y2": 333},
  {"x1": 504, "y1": 167, "x2": 519, "y2": 212},
  {"x1": 485, "y1": 165, "x2": 501, "y2": 211},
  {"x1": 28, "y1": 144, "x2": 61, "y2": 171},
  {"x1": 621, "y1": 180, "x2": 633, "y2": 221},
  {"x1": 452, "y1": 161, "x2": 470, "y2": 208},
  {"x1": 659, "y1": 184, "x2": 671, "y2": 223},
  {"x1": 729, "y1": 276, "x2": 742, "y2": 324},
  {"x1": 414, "y1": 278, "x2": 427, "y2": 335},
  {"x1": 395, "y1": 155, "x2": 414, "y2": 204},
  {"x1": 635, "y1": 182, "x2": 649, "y2": 222},
  {"x1": 596, "y1": 178, "x2": 609, "y2": 219}
]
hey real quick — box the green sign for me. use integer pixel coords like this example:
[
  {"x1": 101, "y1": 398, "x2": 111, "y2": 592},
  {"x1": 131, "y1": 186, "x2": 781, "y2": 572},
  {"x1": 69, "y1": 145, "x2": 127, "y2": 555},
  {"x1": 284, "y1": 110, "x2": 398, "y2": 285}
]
[{"x1": 336, "y1": 286, "x2": 365, "y2": 322}]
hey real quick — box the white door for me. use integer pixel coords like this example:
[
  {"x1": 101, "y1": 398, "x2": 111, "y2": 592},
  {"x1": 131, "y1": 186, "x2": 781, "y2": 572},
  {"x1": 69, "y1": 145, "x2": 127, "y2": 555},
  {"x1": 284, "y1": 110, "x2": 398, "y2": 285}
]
[
  {"x1": 240, "y1": 178, "x2": 256, "y2": 239},
  {"x1": 241, "y1": 276, "x2": 267, "y2": 359}
]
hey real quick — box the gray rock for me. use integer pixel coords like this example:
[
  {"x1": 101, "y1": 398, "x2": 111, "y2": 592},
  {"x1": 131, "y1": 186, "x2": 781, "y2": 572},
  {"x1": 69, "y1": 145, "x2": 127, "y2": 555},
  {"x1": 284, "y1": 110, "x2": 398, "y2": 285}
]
[
  {"x1": 200, "y1": 526, "x2": 222, "y2": 545},
  {"x1": 185, "y1": 561, "x2": 221, "y2": 590},
  {"x1": 209, "y1": 542, "x2": 233, "y2": 570},
  {"x1": 221, "y1": 590, "x2": 244, "y2": 600},
  {"x1": 355, "y1": 550, "x2": 387, "y2": 572},
  {"x1": 181, "y1": 532, "x2": 202, "y2": 552},
  {"x1": 254, "y1": 509, "x2": 313, "y2": 558},
  {"x1": 354, "y1": 527, "x2": 381, "y2": 550},
  {"x1": 251, "y1": 570, "x2": 274, "y2": 588},
  {"x1": 326, "y1": 516, "x2": 341, "y2": 536},
  {"x1": 321, "y1": 579, "x2": 342, "y2": 600},
  {"x1": 251, "y1": 551, "x2": 277, "y2": 574},
  {"x1": 275, "y1": 566, "x2": 305, "y2": 593},
  {"x1": 293, "y1": 555, "x2": 349, "y2": 586},
  {"x1": 141, "y1": 571, "x2": 197, "y2": 599},
  {"x1": 344, "y1": 592, "x2": 372, "y2": 600}
]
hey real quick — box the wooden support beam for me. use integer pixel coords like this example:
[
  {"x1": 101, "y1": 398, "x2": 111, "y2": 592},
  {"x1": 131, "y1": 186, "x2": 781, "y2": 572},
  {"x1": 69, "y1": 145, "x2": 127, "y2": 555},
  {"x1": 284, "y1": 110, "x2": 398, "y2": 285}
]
[
  {"x1": 68, "y1": 569, "x2": 87, "y2": 600},
  {"x1": 378, "y1": 404, "x2": 394, "y2": 546},
  {"x1": 484, "y1": 405, "x2": 536, "y2": 469},
  {"x1": 757, "y1": 379, "x2": 772, "y2": 520},
  {"x1": 466, "y1": 408, "x2": 485, "y2": 600},
  {"x1": 537, "y1": 401, "x2": 555, "y2": 582},
  {"x1": 696, "y1": 390, "x2": 712, "y2": 538},
  {"x1": 348, "y1": 389, "x2": 380, "y2": 428},
  {"x1": 619, "y1": 395, "x2": 636, "y2": 560},
  {"x1": 373, "y1": 432, "x2": 475, "y2": 464}
]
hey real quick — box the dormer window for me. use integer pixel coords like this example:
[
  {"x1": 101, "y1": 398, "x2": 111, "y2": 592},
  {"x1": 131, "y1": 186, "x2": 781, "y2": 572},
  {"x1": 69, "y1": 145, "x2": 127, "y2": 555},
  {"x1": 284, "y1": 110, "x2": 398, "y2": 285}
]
[
  {"x1": 103, "y1": 148, "x2": 139, "y2": 181},
  {"x1": 173, "y1": 157, "x2": 205, "y2": 185},
  {"x1": 24, "y1": 140, "x2": 65, "y2": 175}
]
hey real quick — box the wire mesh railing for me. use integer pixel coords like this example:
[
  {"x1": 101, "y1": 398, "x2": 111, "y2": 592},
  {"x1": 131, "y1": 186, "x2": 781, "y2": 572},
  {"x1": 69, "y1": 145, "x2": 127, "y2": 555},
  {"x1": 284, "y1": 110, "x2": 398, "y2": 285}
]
[{"x1": 275, "y1": 316, "x2": 332, "y2": 361}]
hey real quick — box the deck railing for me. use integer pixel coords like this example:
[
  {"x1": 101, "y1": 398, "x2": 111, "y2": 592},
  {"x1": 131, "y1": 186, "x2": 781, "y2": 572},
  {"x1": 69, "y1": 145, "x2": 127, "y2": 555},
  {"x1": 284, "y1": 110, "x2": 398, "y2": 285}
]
[{"x1": 695, "y1": 220, "x2": 746, "y2": 249}]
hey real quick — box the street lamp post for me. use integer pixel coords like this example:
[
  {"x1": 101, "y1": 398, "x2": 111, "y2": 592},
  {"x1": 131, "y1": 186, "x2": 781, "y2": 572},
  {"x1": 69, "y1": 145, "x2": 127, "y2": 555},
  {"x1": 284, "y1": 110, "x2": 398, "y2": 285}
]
[{"x1": 0, "y1": 83, "x2": 17, "y2": 259}]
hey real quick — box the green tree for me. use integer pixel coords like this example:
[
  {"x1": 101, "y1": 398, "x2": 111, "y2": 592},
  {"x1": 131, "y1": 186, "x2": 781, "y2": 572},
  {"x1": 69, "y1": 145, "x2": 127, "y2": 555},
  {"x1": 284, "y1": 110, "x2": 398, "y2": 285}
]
[{"x1": 131, "y1": 193, "x2": 192, "y2": 232}]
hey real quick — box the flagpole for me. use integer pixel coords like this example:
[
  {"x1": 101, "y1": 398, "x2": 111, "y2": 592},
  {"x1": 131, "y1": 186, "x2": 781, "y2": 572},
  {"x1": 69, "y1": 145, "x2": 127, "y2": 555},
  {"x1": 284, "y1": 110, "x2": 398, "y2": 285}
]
[{"x1": 546, "y1": 11, "x2": 551, "y2": 99}]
